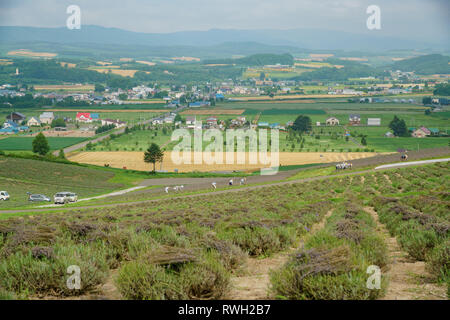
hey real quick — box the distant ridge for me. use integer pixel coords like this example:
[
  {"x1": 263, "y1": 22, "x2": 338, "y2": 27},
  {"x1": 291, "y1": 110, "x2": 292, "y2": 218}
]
[{"x1": 0, "y1": 25, "x2": 445, "y2": 51}]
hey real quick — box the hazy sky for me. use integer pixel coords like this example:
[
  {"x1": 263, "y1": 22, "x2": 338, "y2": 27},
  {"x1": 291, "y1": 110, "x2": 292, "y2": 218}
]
[{"x1": 0, "y1": 0, "x2": 448, "y2": 41}]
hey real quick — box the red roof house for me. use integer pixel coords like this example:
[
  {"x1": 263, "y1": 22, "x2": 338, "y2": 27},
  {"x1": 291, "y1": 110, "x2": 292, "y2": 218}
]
[{"x1": 76, "y1": 112, "x2": 92, "y2": 123}]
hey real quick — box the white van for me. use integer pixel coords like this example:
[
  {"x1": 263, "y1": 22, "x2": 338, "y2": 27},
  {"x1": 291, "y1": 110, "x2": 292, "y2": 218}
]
[
  {"x1": 54, "y1": 192, "x2": 78, "y2": 204},
  {"x1": 0, "y1": 191, "x2": 10, "y2": 201}
]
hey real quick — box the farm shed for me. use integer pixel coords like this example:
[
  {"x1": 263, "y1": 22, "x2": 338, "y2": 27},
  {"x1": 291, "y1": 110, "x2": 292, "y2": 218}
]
[
  {"x1": 367, "y1": 118, "x2": 381, "y2": 126},
  {"x1": 6, "y1": 112, "x2": 26, "y2": 123}
]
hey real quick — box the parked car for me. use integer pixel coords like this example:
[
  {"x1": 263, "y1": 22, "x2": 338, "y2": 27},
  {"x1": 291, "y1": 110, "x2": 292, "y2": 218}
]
[
  {"x1": 54, "y1": 192, "x2": 68, "y2": 204},
  {"x1": 54, "y1": 192, "x2": 78, "y2": 204},
  {"x1": 0, "y1": 191, "x2": 10, "y2": 201},
  {"x1": 28, "y1": 194, "x2": 51, "y2": 202},
  {"x1": 65, "y1": 192, "x2": 78, "y2": 202}
]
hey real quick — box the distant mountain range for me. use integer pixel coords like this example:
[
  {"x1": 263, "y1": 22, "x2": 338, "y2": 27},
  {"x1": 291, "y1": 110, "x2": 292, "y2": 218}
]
[{"x1": 0, "y1": 25, "x2": 449, "y2": 54}]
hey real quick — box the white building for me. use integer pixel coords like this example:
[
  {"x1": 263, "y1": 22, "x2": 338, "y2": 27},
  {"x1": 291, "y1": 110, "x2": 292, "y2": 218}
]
[
  {"x1": 27, "y1": 117, "x2": 41, "y2": 127},
  {"x1": 101, "y1": 119, "x2": 126, "y2": 128},
  {"x1": 326, "y1": 117, "x2": 340, "y2": 126},
  {"x1": 39, "y1": 112, "x2": 54, "y2": 124},
  {"x1": 367, "y1": 118, "x2": 381, "y2": 126}
]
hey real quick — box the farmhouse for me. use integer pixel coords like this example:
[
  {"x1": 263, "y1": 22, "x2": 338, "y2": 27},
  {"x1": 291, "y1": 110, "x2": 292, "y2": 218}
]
[
  {"x1": 237, "y1": 116, "x2": 246, "y2": 123},
  {"x1": 39, "y1": 112, "x2": 54, "y2": 124},
  {"x1": 326, "y1": 117, "x2": 339, "y2": 126},
  {"x1": 231, "y1": 116, "x2": 246, "y2": 127},
  {"x1": 412, "y1": 126, "x2": 431, "y2": 138},
  {"x1": 429, "y1": 128, "x2": 440, "y2": 136},
  {"x1": 367, "y1": 118, "x2": 381, "y2": 126},
  {"x1": 186, "y1": 116, "x2": 196, "y2": 129},
  {"x1": 101, "y1": 119, "x2": 126, "y2": 128},
  {"x1": 164, "y1": 115, "x2": 175, "y2": 124},
  {"x1": 348, "y1": 114, "x2": 361, "y2": 125},
  {"x1": 189, "y1": 101, "x2": 210, "y2": 108},
  {"x1": 27, "y1": 117, "x2": 41, "y2": 127},
  {"x1": 1, "y1": 120, "x2": 28, "y2": 132},
  {"x1": 76, "y1": 112, "x2": 93, "y2": 123},
  {"x1": 6, "y1": 112, "x2": 26, "y2": 123},
  {"x1": 384, "y1": 131, "x2": 394, "y2": 138},
  {"x1": 206, "y1": 117, "x2": 218, "y2": 125}
]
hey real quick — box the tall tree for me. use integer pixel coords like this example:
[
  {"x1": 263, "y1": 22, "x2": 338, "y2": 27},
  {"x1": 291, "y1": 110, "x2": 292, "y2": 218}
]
[
  {"x1": 95, "y1": 84, "x2": 105, "y2": 93},
  {"x1": 389, "y1": 116, "x2": 409, "y2": 137},
  {"x1": 361, "y1": 136, "x2": 367, "y2": 146},
  {"x1": 32, "y1": 132, "x2": 50, "y2": 155},
  {"x1": 292, "y1": 115, "x2": 312, "y2": 134},
  {"x1": 144, "y1": 143, "x2": 164, "y2": 173}
]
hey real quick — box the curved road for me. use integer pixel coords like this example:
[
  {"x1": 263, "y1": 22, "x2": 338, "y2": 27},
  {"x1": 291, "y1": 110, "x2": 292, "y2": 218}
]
[{"x1": 2, "y1": 157, "x2": 448, "y2": 215}]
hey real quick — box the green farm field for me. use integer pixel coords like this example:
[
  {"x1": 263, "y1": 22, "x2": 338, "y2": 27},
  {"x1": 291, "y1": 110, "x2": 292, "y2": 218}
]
[
  {"x1": 85, "y1": 127, "x2": 174, "y2": 152},
  {"x1": 0, "y1": 137, "x2": 87, "y2": 151},
  {"x1": 365, "y1": 137, "x2": 450, "y2": 152}
]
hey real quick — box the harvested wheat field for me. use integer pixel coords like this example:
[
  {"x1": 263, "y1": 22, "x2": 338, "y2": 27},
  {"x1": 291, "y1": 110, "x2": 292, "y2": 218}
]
[
  {"x1": 136, "y1": 60, "x2": 156, "y2": 66},
  {"x1": 96, "y1": 61, "x2": 113, "y2": 66},
  {"x1": 309, "y1": 53, "x2": 334, "y2": 60},
  {"x1": 171, "y1": 56, "x2": 200, "y2": 62},
  {"x1": 34, "y1": 84, "x2": 95, "y2": 91},
  {"x1": 180, "y1": 109, "x2": 245, "y2": 115},
  {"x1": 339, "y1": 57, "x2": 369, "y2": 62},
  {"x1": 0, "y1": 59, "x2": 13, "y2": 65},
  {"x1": 91, "y1": 68, "x2": 138, "y2": 77},
  {"x1": 60, "y1": 62, "x2": 76, "y2": 68},
  {"x1": 68, "y1": 151, "x2": 378, "y2": 172},
  {"x1": 8, "y1": 49, "x2": 57, "y2": 58}
]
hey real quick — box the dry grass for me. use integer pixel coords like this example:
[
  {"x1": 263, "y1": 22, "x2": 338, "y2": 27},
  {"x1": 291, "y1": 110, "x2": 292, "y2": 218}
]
[
  {"x1": 204, "y1": 64, "x2": 231, "y2": 67},
  {"x1": 91, "y1": 68, "x2": 138, "y2": 77},
  {"x1": 96, "y1": 61, "x2": 113, "y2": 66},
  {"x1": 171, "y1": 57, "x2": 200, "y2": 62},
  {"x1": 339, "y1": 57, "x2": 368, "y2": 62},
  {"x1": 68, "y1": 151, "x2": 378, "y2": 172},
  {"x1": 8, "y1": 49, "x2": 57, "y2": 58},
  {"x1": 136, "y1": 60, "x2": 156, "y2": 66},
  {"x1": 0, "y1": 59, "x2": 12, "y2": 65},
  {"x1": 309, "y1": 53, "x2": 334, "y2": 59},
  {"x1": 60, "y1": 62, "x2": 76, "y2": 68}
]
